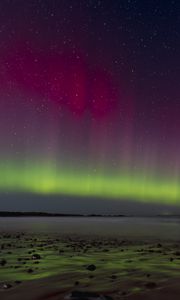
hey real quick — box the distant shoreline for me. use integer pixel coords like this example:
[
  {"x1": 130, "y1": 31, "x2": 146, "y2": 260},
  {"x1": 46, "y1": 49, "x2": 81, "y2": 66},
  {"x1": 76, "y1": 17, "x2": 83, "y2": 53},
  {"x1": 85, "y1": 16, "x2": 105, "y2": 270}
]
[
  {"x1": 0, "y1": 211, "x2": 126, "y2": 217},
  {"x1": 0, "y1": 211, "x2": 179, "y2": 218}
]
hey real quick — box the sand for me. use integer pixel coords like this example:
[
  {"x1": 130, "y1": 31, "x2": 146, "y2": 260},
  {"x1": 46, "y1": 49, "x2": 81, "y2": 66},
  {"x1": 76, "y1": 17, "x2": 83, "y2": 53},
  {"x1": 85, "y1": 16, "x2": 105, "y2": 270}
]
[{"x1": 0, "y1": 232, "x2": 180, "y2": 300}]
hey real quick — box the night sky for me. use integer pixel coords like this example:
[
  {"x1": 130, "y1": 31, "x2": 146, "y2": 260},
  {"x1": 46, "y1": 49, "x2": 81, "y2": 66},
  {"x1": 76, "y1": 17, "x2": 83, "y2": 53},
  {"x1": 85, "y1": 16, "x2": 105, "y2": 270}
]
[{"x1": 0, "y1": 0, "x2": 180, "y2": 214}]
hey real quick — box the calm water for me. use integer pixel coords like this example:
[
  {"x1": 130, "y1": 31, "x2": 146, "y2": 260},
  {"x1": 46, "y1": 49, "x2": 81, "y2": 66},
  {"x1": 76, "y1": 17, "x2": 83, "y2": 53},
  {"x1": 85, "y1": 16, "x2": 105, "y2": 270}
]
[{"x1": 0, "y1": 216, "x2": 180, "y2": 240}]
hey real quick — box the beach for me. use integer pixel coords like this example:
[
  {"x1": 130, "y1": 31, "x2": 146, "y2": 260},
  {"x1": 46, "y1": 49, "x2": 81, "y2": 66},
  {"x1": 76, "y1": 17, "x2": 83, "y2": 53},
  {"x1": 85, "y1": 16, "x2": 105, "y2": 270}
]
[{"x1": 0, "y1": 217, "x2": 180, "y2": 299}]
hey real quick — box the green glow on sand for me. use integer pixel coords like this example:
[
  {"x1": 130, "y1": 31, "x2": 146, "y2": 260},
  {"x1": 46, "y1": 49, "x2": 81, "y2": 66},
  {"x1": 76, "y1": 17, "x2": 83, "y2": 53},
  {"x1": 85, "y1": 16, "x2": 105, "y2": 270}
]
[{"x1": 0, "y1": 160, "x2": 180, "y2": 204}]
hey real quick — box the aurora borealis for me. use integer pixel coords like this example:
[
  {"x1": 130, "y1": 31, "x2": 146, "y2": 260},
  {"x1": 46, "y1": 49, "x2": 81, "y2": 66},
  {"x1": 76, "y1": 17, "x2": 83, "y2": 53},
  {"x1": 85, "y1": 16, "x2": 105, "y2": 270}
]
[
  {"x1": 1, "y1": 0, "x2": 180, "y2": 210},
  {"x1": 1, "y1": 161, "x2": 180, "y2": 204}
]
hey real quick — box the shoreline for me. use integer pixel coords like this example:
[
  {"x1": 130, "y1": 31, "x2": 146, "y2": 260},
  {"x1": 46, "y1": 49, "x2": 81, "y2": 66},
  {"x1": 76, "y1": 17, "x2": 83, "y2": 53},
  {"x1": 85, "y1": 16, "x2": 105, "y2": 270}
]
[{"x1": 0, "y1": 212, "x2": 180, "y2": 218}]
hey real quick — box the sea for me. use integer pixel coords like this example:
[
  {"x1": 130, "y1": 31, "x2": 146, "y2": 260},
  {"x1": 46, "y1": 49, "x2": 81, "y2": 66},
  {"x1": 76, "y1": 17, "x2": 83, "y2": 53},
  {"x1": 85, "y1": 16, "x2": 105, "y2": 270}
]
[{"x1": 0, "y1": 216, "x2": 179, "y2": 240}]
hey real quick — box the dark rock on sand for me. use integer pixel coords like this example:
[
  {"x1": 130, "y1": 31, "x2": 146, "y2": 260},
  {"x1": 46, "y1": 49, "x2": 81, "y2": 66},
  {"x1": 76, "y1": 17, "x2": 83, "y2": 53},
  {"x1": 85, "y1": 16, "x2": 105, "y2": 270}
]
[
  {"x1": 32, "y1": 253, "x2": 41, "y2": 260},
  {"x1": 27, "y1": 268, "x2": 34, "y2": 273},
  {"x1": 2, "y1": 283, "x2": 12, "y2": 289},
  {"x1": 14, "y1": 280, "x2": 22, "y2": 284},
  {"x1": 111, "y1": 275, "x2": 117, "y2": 280},
  {"x1": 170, "y1": 257, "x2": 174, "y2": 262},
  {"x1": 86, "y1": 264, "x2": 96, "y2": 271},
  {"x1": 0, "y1": 259, "x2": 7, "y2": 266},
  {"x1": 59, "y1": 249, "x2": 65, "y2": 254}
]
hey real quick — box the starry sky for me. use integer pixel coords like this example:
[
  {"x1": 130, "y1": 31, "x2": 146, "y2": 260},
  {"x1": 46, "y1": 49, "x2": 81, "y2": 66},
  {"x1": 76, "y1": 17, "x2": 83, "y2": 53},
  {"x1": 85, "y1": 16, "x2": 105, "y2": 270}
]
[{"x1": 0, "y1": 0, "x2": 180, "y2": 214}]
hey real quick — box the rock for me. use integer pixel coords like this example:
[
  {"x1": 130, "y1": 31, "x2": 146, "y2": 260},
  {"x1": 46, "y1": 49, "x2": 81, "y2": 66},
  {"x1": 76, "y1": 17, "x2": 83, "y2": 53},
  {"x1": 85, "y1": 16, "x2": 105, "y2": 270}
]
[
  {"x1": 111, "y1": 275, "x2": 117, "y2": 280},
  {"x1": 148, "y1": 249, "x2": 154, "y2": 253},
  {"x1": 0, "y1": 259, "x2": 7, "y2": 266},
  {"x1": 126, "y1": 260, "x2": 133, "y2": 263},
  {"x1": 59, "y1": 249, "x2": 65, "y2": 254},
  {"x1": 14, "y1": 280, "x2": 22, "y2": 284},
  {"x1": 2, "y1": 283, "x2": 12, "y2": 289},
  {"x1": 86, "y1": 264, "x2": 96, "y2": 271},
  {"x1": 32, "y1": 253, "x2": 41, "y2": 260},
  {"x1": 27, "y1": 268, "x2": 34, "y2": 273}
]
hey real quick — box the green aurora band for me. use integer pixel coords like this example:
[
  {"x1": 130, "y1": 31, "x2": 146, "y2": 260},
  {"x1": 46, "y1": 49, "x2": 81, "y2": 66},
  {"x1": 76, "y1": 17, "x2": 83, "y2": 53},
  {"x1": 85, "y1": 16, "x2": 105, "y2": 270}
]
[{"x1": 0, "y1": 161, "x2": 180, "y2": 205}]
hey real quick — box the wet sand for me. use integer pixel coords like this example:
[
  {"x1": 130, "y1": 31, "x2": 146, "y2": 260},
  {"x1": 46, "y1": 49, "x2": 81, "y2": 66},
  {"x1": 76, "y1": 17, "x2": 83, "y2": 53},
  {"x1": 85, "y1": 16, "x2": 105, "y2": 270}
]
[{"x1": 0, "y1": 232, "x2": 180, "y2": 300}]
